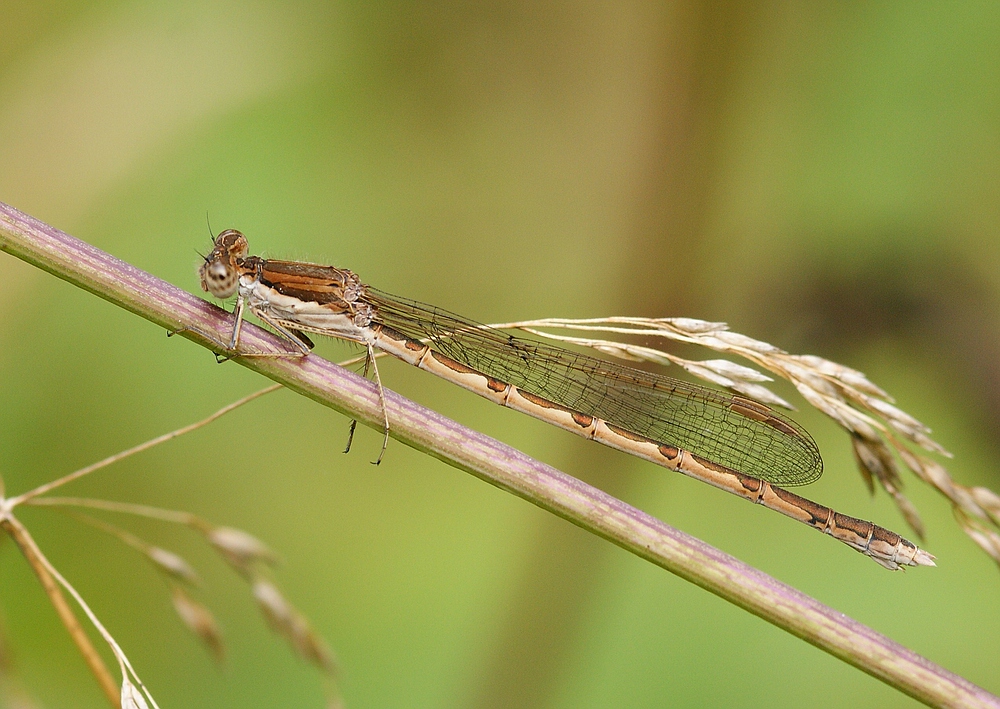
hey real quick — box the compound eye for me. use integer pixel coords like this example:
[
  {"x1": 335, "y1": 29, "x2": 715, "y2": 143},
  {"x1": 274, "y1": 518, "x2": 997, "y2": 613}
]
[
  {"x1": 208, "y1": 262, "x2": 229, "y2": 282},
  {"x1": 200, "y1": 260, "x2": 239, "y2": 297}
]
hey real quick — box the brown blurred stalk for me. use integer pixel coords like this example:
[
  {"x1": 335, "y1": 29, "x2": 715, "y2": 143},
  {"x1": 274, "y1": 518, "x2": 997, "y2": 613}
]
[{"x1": 0, "y1": 516, "x2": 120, "y2": 707}]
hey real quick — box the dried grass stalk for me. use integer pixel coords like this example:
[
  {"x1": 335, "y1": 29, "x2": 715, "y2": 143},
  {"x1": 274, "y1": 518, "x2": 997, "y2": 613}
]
[{"x1": 491, "y1": 316, "x2": 998, "y2": 566}]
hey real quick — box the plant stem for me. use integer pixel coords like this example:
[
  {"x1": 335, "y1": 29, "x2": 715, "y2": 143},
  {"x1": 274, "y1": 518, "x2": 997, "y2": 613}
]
[{"x1": 1, "y1": 201, "x2": 996, "y2": 709}]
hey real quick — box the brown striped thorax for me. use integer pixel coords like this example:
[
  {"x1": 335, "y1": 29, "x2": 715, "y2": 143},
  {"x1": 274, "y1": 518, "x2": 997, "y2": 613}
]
[{"x1": 200, "y1": 229, "x2": 377, "y2": 339}]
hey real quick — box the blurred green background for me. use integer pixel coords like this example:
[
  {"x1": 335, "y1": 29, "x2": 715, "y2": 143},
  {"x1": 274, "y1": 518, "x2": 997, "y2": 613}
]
[{"x1": 1, "y1": 2, "x2": 999, "y2": 707}]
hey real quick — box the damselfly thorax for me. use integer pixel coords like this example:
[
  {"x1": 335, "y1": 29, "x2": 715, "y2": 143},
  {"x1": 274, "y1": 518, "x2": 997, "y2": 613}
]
[{"x1": 198, "y1": 229, "x2": 933, "y2": 570}]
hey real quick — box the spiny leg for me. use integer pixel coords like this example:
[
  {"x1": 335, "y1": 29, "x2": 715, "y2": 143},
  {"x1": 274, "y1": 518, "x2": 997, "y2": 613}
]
[
  {"x1": 236, "y1": 307, "x2": 312, "y2": 358},
  {"x1": 167, "y1": 298, "x2": 257, "y2": 362},
  {"x1": 343, "y1": 346, "x2": 374, "y2": 455},
  {"x1": 369, "y1": 342, "x2": 391, "y2": 465},
  {"x1": 229, "y1": 294, "x2": 246, "y2": 349},
  {"x1": 344, "y1": 420, "x2": 358, "y2": 455},
  {"x1": 175, "y1": 299, "x2": 313, "y2": 361},
  {"x1": 166, "y1": 325, "x2": 235, "y2": 362}
]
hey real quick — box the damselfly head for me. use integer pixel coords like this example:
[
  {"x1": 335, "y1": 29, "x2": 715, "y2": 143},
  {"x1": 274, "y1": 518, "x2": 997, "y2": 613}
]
[{"x1": 199, "y1": 229, "x2": 248, "y2": 299}]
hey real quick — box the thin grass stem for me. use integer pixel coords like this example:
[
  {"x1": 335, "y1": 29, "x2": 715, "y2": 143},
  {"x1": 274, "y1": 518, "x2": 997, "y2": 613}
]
[
  {"x1": 25, "y1": 497, "x2": 203, "y2": 524},
  {"x1": 9, "y1": 384, "x2": 281, "y2": 507}
]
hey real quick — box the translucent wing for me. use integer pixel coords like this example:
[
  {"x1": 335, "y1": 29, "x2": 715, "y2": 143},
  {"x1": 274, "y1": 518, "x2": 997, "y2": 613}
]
[{"x1": 365, "y1": 289, "x2": 822, "y2": 487}]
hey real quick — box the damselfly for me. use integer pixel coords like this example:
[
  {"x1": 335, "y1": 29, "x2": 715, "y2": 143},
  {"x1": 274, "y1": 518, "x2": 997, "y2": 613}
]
[{"x1": 198, "y1": 229, "x2": 933, "y2": 570}]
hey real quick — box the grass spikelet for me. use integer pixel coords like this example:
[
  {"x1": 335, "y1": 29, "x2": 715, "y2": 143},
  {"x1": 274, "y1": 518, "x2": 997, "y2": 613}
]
[
  {"x1": 171, "y1": 587, "x2": 225, "y2": 662},
  {"x1": 252, "y1": 579, "x2": 337, "y2": 674},
  {"x1": 208, "y1": 527, "x2": 280, "y2": 570},
  {"x1": 0, "y1": 385, "x2": 341, "y2": 705}
]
